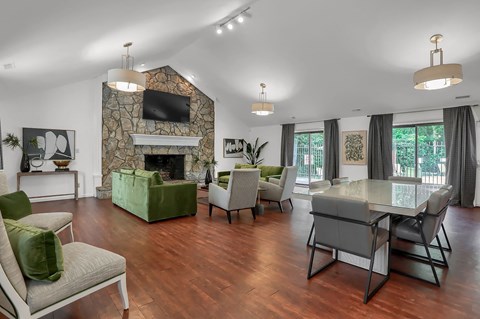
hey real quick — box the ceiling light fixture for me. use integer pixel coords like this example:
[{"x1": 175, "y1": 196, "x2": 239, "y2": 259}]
[
  {"x1": 251, "y1": 83, "x2": 274, "y2": 116},
  {"x1": 107, "y1": 42, "x2": 146, "y2": 92},
  {"x1": 413, "y1": 34, "x2": 463, "y2": 90},
  {"x1": 215, "y1": 7, "x2": 250, "y2": 35}
]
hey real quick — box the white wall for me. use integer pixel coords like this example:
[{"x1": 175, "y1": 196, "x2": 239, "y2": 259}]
[
  {"x1": 248, "y1": 125, "x2": 282, "y2": 166},
  {"x1": 213, "y1": 100, "x2": 250, "y2": 175},
  {"x1": 0, "y1": 77, "x2": 102, "y2": 200},
  {"x1": 338, "y1": 116, "x2": 370, "y2": 180}
]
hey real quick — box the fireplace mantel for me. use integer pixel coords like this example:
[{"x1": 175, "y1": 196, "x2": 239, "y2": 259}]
[{"x1": 130, "y1": 134, "x2": 202, "y2": 147}]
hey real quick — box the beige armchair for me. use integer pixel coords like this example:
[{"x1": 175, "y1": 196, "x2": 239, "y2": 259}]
[
  {"x1": 0, "y1": 212, "x2": 128, "y2": 319},
  {"x1": 258, "y1": 166, "x2": 298, "y2": 213},
  {"x1": 208, "y1": 169, "x2": 260, "y2": 224},
  {"x1": 0, "y1": 172, "x2": 8, "y2": 196}
]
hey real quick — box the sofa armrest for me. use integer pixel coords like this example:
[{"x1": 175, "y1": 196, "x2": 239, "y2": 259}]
[
  {"x1": 217, "y1": 171, "x2": 231, "y2": 178},
  {"x1": 266, "y1": 175, "x2": 282, "y2": 182},
  {"x1": 208, "y1": 183, "x2": 229, "y2": 209},
  {"x1": 148, "y1": 183, "x2": 197, "y2": 214},
  {"x1": 268, "y1": 177, "x2": 281, "y2": 185}
]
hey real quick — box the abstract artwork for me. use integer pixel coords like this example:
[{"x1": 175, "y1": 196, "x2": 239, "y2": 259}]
[
  {"x1": 23, "y1": 128, "x2": 75, "y2": 160},
  {"x1": 223, "y1": 138, "x2": 244, "y2": 158},
  {"x1": 342, "y1": 130, "x2": 367, "y2": 165}
]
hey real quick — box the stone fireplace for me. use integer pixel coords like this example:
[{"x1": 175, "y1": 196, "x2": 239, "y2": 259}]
[
  {"x1": 100, "y1": 65, "x2": 215, "y2": 197},
  {"x1": 145, "y1": 154, "x2": 185, "y2": 180}
]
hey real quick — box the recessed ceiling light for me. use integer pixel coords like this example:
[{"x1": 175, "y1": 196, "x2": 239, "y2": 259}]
[
  {"x1": 227, "y1": 23, "x2": 233, "y2": 30},
  {"x1": 455, "y1": 95, "x2": 470, "y2": 99},
  {"x1": 3, "y1": 63, "x2": 15, "y2": 70},
  {"x1": 140, "y1": 63, "x2": 145, "y2": 67},
  {"x1": 352, "y1": 108, "x2": 361, "y2": 112},
  {"x1": 291, "y1": 116, "x2": 296, "y2": 119}
]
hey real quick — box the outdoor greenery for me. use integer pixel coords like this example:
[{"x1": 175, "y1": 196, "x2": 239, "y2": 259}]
[
  {"x1": 393, "y1": 124, "x2": 445, "y2": 178},
  {"x1": 294, "y1": 132, "x2": 324, "y2": 182}
]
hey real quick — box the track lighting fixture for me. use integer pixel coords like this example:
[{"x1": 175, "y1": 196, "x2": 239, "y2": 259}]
[{"x1": 215, "y1": 7, "x2": 250, "y2": 35}]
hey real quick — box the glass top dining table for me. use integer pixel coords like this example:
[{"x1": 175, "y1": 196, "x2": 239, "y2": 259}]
[{"x1": 306, "y1": 179, "x2": 441, "y2": 216}]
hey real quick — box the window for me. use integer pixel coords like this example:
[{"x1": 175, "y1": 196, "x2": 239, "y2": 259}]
[
  {"x1": 392, "y1": 123, "x2": 445, "y2": 184},
  {"x1": 294, "y1": 132, "x2": 324, "y2": 185}
]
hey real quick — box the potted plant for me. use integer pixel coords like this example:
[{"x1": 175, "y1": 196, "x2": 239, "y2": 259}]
[
  {"x1": 2, "y1": 133, "x2": 38, "y2": 172},
  {"x1": 194, "y1": 156, "x2": 218, "y2": 187},
  {"x1": 242, "y1": 138, "x2": 268, "y2": 165}
]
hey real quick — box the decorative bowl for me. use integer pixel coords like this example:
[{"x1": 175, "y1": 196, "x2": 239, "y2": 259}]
[{"x1": 53, "y1": 160, "x2": 71, "y2": 170}]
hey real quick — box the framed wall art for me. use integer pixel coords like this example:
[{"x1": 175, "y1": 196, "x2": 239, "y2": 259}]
[
  {"x1": 342, "y1": 130, "x2": 367, "y2": 165},
  {"x1": 23, "y1": 127, "x2": 76, "y2": 160},
  {"x1": 223, "y1": 138, "x2": 244, "y2": 158}
]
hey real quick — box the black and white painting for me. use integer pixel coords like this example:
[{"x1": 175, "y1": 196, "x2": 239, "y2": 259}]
[
  {"x1": 23, "y1": 128, "x2": 75, "y2": 160},
  {"x1": 0, "y1": 120, "x2": 3, "y2": 170},
  {"x1": 223, "y1": 138, "x2": 244, "y2": 158}
]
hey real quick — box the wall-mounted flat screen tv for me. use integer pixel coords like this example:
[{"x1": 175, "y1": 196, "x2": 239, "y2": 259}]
[{"x1": 142, "y1": 89, "x2": 190, "y2": 123}]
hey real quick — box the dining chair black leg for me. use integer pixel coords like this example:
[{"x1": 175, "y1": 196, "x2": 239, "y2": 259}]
[
  {"x1": 307, "y1": 241, "x2": 336, "y2": 279},
  {"x1": 209, "y1": 204, "x2": 213, "y2": 217},
  {"x1": 307, "y1": 221, "x2": 314, "y2": 246},
  {"x1": 418, "y1": 218, "x2": 440, "y2": 286},
  {"x1": 436, "y1": 235, "x2": 449, "y2": 267},
  {"x1": 364, "y1": 226, "x2": 378, "y2": 304},
  {"x1": 441, "y1": 224, "x2": 453, "y2": 252},
  {"x1": 289, "y1": 198, "x2": 294, "y2": 209},
  {"x1": 278, "y1": 202, "x2": 284, "y2": 213},
  {"x1": 251, "y1": 207, "x2": 256, "y2": 220}
]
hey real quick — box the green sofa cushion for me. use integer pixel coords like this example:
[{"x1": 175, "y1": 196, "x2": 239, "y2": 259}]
[
  {"x1": 120, "y1": 168, "x2": 135, "y2": 174},
  {"x1": 234, "y1": 163, "x2": 257, "y2": 169},
  {"x1": 0, "y1": 191, "x2": 32, "y2": 220},
  {"x1": 134, "y1": 169, "x2": 163, "y2": 185},
  {"x1": 4, "y1": 219, "x2": 64, "y2": 282},
  {"x1": 257, "y1": 165, "x2": 284, "y2": 178}
]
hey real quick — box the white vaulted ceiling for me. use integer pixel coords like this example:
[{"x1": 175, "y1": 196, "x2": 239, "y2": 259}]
[{"x1": 1, "y1": 0, "x2": 480, "y2": 126}]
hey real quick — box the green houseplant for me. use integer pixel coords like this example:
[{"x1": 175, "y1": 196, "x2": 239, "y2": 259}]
[
  {"x1": 243, "y1": 138, "x2": 268, "y2": 165},
  {"x1": 194, "y1": 156, "x2": 218, "y2": 186},
  {"x1": 2, "y1": 133, "x2": 38, "y2": 172}
]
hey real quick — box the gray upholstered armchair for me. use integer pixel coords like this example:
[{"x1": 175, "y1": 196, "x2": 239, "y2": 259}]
[
  {"x1": 208, "y1": 169, "x2": 260, "y2": 224},
  {"x1": 258, "y1": 166, "x2": 298, "y2": 213},
  {"x1": 309, "y1": 194, "x2": 390, "y2": 303}
]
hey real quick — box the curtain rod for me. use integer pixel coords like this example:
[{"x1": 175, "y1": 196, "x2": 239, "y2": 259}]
[
  {"x1": 367, "y1": 104, "x2": 479, "y2": 117},
  {"x1": 283, "y1": 118, "x2": 340, "y2": 125}
]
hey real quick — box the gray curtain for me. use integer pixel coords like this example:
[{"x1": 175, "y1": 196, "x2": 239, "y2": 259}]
[
  {"x1": 281, "y1": 124, "x2": 295, "y2": 166},
  {"x1": 443, "y1": 106, "x2": 477, "y2": 207},
  {"x1": 368, "y1": 114, "x2": 393, "y2": 180},
  {"x1": 323, "y1": 119, "x2": 339, "y2": 182}
]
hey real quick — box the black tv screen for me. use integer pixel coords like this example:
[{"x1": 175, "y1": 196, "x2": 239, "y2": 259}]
[{"x1": 143, "y1": 89, "x2": 190, "y2": 123}]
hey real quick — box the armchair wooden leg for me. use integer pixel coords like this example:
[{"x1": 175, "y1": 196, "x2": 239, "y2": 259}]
[
  {"x1": 251, "y1": 207, "x2": 256, "y2": 220},
  {"x1": 226, "y1": 211, "x2": 232, "y2": 224},
  {"x1": 209, "y1": 204, "x2": 213, "y2": 217},
  {"x1": 278, "y1": 202, "x2": 284, "y2": 213},
  {"x1": 289, "y1": 198, "x2": 294, "y2": 209},
  {"x1": 69, "y1": 223, "x2": 75, "y2": 242}
]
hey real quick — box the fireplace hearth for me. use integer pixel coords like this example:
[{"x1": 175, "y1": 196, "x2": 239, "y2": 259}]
[{"x1": 145, "y1": 155, "x2": 185, "y2": 180}]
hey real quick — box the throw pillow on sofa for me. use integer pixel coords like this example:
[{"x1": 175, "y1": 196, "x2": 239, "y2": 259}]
[
  {"x1": 120, "y1": 168, "x2": 135, "y2": 175},
  {"x1": 4, "y1": 219, "x2": 64, "y2": 282},
  {"x1": 134, "y1": 169, "x2": 163, "y2": 185},
  {"x1": 234, "y1": 163, "x2": 257, "y2": 169},
  {"x1": 0, "y1": 191, "x2": 32, "y2": 220}
]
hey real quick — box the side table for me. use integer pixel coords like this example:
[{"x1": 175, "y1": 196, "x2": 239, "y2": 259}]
[{"x1": 17, "y1": 170, "x2": 79, "y2": 200}]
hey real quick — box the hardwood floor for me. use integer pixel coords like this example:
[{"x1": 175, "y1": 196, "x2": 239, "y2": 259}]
[{"x1": 2, "y1": 195, "x2": 480, "y2": 318}]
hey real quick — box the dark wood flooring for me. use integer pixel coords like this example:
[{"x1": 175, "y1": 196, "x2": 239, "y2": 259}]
[{"x1": 2, "y1": 193, "x2": 479, "y2": 318}]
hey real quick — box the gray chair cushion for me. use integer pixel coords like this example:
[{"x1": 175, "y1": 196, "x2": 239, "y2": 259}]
[
  {"x1": 0, "y1": 212, "x2": 27, "y2": 302},
  {"x1": 18, "y1": 212, "x2": 72, "y2": 232},
  {"x1": 27, "y1": 242, "x2": 126, "y2": 314}
]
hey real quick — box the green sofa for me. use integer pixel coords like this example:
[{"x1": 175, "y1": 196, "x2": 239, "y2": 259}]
[
  {"x1": 112, "y1": 169, "x2": 197, "y2": 223},
  {"x1": 217, "y1": 164, "x2": 284, "y2": 188}
]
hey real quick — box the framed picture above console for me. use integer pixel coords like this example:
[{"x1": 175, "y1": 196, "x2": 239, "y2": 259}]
[
  {"x1": 223, "y1": 138, "x2": 244, "y2": 158},
  {"x1": 23, "y1": 127, "x2": 76, "y2": 160}
]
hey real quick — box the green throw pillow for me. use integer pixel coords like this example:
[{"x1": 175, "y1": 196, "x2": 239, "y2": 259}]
[
  {"x1": 134, "y1": 169, "x2": 163, "y2": 185},
  {"x1": 4, "y1": 219, "x2": 64, "y2": 282},
  {"x1": 234, "y1": 163, "x2": 257, "y2": 169},
  {"x1": 0, "y1": 191, "x2": 32, "y2": 220},
  {"x1": 120, "y1": 168, "x2": 135, "y2": 175}
]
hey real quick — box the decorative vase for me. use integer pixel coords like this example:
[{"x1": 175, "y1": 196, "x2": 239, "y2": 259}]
[
  {"x1": 20, "y1": 153, "x2": 30, "y2": 173},
  {"x1": 205, "y1": 168, "x2": 213, "y2": 186}
]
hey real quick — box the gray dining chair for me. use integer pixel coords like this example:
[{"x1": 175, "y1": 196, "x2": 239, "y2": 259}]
[
  {"x1": 332, "y1": 177, "x2": 349, "y2": 185},
  {"x1": 388, "y1": 176, "x2": 422, "y2": 184},
  {"x1": 306, "y1": 180, "x2": 331, "y2": 246},
  {"x1": 308, "y1": 194, "x2": 390, "y2": 303},
  {"x1": 391, "y1": 188, "x2": 450, "y2": 286},
  {"x1": 436, "y1": 184, "x2": 453, "y2": 251},
  {"x1": 208, "y1": 169, "x2": 260, "y2": 224}
]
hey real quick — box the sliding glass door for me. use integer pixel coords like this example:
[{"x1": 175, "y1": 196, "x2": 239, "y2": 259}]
[
  {"x1": 294, "y1": 132, "x2": 324, "y2": 185},
  {"x1": 392, "y1": 123, "x2": 445, "y2": 184}
]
